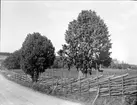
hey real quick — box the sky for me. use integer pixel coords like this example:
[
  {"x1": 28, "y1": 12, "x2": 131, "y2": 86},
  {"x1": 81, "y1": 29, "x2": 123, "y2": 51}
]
[{"x1": 1, "y1": 1, "x2": 137, "y2": 64}]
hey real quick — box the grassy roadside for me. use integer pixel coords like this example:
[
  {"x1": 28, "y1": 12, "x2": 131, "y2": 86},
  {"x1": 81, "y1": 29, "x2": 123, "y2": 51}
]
[
  {"x1": 1, "y1": 69, "x2": 136, "y2": 105},
  {"x1": 0, "y1": 70, "x2": 86, "y2": 105}
]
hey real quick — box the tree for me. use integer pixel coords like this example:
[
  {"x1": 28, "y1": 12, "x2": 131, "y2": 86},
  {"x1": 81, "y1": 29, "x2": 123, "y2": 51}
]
[
  {"x1": 52, "y1": 56, "x2": 63, "y2": 68},
  {"x1": 2, "y1": 49, "x2": 21, "y2": 69},
  {"x1": 20, "y1": 32, "x2": 55, "y2": 82},
  {"x1": 97, "y1": 51, "x2": 112, "y2": 68},
  {"x1": 60, "y1": 10, "x2": 112, "y2": 76},
  {"x1": 57, "y1": 50, "x2": 73, "y2": 71}
]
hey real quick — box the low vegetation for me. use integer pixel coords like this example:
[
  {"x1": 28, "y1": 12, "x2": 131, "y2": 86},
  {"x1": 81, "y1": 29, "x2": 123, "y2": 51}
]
[{"x1": 2, "y1": 50, "x2": 21, "y2": 69}]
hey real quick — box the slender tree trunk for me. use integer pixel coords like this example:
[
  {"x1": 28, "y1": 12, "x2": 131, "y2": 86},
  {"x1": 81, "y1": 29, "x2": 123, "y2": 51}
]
[
  {"x1": 85, "y1": 68, "x2": 87, "y2": 78},
  {"x1": 34, "y1": 70, "x2": 37, "y2": 82},
  {"x1": 78, "y1": 70, "x2": 83, "y2": 80},
  {"x1": 32, "y1": 70, "x2": 39, "y2": 83},
  {"x1": 76, "y1": 67, "x2": 79, "y2": 71},
  {"x1": 31, "y1": 75, "x2": 34, "y2": 82},
  {"x1": 96, "y1": 62, "x2": 99, "y2": 76}
]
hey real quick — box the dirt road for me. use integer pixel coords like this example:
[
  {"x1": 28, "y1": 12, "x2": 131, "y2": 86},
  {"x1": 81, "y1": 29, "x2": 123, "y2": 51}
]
[{"x1": 0, "y1": 73, "x2": 82, "y2": 105}]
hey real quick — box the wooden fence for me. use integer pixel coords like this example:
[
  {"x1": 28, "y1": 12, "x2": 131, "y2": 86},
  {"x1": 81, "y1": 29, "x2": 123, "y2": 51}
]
[
  {"x1": 54, "y1": 73, "x2": 137, "y2": 96},
  {"x1": 91, "y1": 73, "x2": 137, "y2": 105},
  {"x1": 99, "y1": 74, "x2": 137, "y2": 97},
  {"x1": 4, "y1": 70, "x2": 137, "y2": 104},
  {"x1": 52, "y1": 73, "x2": 137, "y2": 104},
  {"x1": 53, "y1": 74, "x2": 115, "y2": 95}
]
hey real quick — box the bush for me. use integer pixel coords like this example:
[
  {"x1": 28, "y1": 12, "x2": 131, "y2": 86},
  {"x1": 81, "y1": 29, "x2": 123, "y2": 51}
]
[
  {"x1": 2, "y1": 50, "x2": 21, "y2": 69},
  {"x1": 124, "y1": 94, "x2": 137, "y2": 105},
  {"x1": 52, "y1": 56, "x2": 64, "y2": 68},
  {"x1": 32, "y1": 83, "x2": 52, "y2": 94}
]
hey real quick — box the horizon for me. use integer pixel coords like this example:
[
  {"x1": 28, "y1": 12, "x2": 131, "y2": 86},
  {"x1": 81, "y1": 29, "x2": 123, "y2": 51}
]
[{"x1": 1, "y1": 1, "x2": 137, "y2": 65}]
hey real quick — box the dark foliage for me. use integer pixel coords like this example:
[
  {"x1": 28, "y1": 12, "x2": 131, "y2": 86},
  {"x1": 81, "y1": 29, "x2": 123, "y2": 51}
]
[
  {"x1": 0, "y1": 52, "x2": 11, "y2": 56},
  {"x1": 59, "y1": 10, "x2": 112, "y2": 74},
  {"x1": 2, "y1": 50, "x2": 21, "y2": 69},
  {"x1": 125, "y1": 94, "x2": 137, "y2": 105},
  {"x1": 52, "y1": 56, "x2": 63, "y2": 68},
  {"x1": 20, "y1": 32, "x2": 55, "y2": 82}
]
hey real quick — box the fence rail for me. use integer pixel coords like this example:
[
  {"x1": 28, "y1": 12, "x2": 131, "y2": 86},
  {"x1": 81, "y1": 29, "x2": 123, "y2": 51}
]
[
  {"x1": 4, "y1": 70, "x2": 137, "y2": 104},
  {"x1": 99, "y1": 74, "x2": 137, "y2": 97}
]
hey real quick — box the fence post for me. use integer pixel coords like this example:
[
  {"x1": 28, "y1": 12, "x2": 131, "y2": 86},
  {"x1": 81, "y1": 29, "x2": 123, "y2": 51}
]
[
  {"x1": 60, "y1": 79, "x2": 62, "y2": 94},
  {"x1": 88, "y1": 80, "x2": 90, "y2": 97},
  {"x1": 56, "y1": 78, "x2": 58, "y2": 95},
  {"x1": 21, "y1": 76, "x2": 23, "y2": 81},
  {"x1": 64, "y1": 78, "x2": 67, "y2": 97},
  {"x1": 64, "y1": 78, "x2": 66, "y2": 97},
  {"x1": 122, "y1": 76, "x2": 124, "y2": 96},
  {"x1": 16, "y1": 74, "x2": 17, "y2": 80},
  {"x1": 15, "y1": 74, "x2": 17, "y2": 79},
  {"x1": 52, "y1": 78, "x2": 54, "y2": 92},
  {"x1": 97, "y1": 75, "x2": 99, "y2": 85},
  {"x1": 98, "y1": 83, "x2": 100, "y2": 97},
  {"x1": 122, "y1": 76, "x2": 125, "y2": 105},
  {"x1": 108, "y1": 78, "x2": 111, "y2": 97},
  {"x1": 19, "y1": 75, "x2": 21, "y2": 81},
  {"x1": 62, "y1": 78, "x2": 64, "y2": 95},
  {"x1": 92, "y1": 87, "x2": 100, "y2": 105},
  {"x1": 63, "y1": 78, "x2": 64, "y2": 92},
  {"x1": 70, "y1": 78, "x2": 72, "y2": 93},
  {"x1": 79, "y1": 77, "x2": 81, "y2": 97}
]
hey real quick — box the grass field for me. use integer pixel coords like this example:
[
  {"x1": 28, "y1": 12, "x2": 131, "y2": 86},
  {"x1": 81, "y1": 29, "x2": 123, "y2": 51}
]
[{"x1": 11, "y1": 68, "x2": 137, "y2": 79}]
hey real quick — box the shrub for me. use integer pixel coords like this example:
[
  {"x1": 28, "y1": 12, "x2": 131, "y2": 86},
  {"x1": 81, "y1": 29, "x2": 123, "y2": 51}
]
[
  {"x1": 2, "y1": 50, "x2": 21, "y2": 69},
  {"x1": 124, "y1": 94, "x2": 137, "y2": 105}
]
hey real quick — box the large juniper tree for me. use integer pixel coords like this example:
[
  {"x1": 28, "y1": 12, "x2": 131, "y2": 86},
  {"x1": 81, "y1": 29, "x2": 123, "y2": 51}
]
[
  {"x1": 20, "y1": 32, "x2": 55, "y2": 82},
  {"x1": 59, "y1": 10, "x2": 112, "y2": 76}
]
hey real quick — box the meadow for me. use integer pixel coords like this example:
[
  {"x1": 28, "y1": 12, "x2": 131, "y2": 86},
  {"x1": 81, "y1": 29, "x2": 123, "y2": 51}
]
[{"x1": 11, "y1": 67, "x2": 137, "y2": 79}]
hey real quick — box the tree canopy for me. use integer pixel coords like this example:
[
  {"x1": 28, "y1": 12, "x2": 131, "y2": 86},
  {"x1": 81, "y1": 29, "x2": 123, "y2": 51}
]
[
  {"x1": 20, "y1": 32, "x2": 55, "y2": 82},
  {"x1": 59, "y1": 10, "x2": 112, "y2": 75}
]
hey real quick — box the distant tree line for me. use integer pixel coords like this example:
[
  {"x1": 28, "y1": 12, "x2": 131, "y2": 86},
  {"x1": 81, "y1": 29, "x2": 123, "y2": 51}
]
[
  {"x1": 0, "y1": 52, "x2": 11, "y2": 56},
  {"x1": 109, "y1": 59, "x2": 137, "y2": 70},
  {"x1": 52, "y1": 57, "x2": 137, "y2": 70}
]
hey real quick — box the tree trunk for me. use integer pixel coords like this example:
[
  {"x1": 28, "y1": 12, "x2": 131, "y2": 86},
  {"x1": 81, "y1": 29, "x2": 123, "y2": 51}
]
[
  {"x1": 32, "y1": 70, "x2": 39, "y2": 83},
  {"x1": 78, "y1": 70, "x2": 83, "y2": 80},
  {"x1": 85, "y1": 68, "x2": 87, "y2": 78}
]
